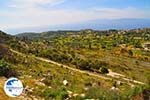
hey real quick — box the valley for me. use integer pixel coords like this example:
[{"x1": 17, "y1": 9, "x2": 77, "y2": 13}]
[{"x1": 0, "y1": 29, "x2": 150, "y2": 100}]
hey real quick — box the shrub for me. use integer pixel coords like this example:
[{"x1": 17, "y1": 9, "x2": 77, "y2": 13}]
[
  {"x1": 57, "y1": 87, "x2": 68, "y2": 100},
  {"x1": 42, "y1": 88, "x2": 57, "y2": 99},
  {"x1": 84, "y1": 87, "x2": 121, "y2": 100},
  {"x1": 77, "y1": 59, "x2": 90, "y2": 70},
  {"x1": 0, "y1": 59, "x2": 17, "y2": 78},
  {"x1": 124, "y1": 85, "x2": 146, "y2": 99},
  {"x1": 100, "y1": 66, "x2": 109, "y2": 74},
  {"x1": 89, "y1": 60, "x2": 101, "y2": 70},
  {"x1": 128, "y1": 50, "x2": 133, "y2": 56},
  {"x1": 42, "y1": 86, "x2": 68, "y2": 100}
]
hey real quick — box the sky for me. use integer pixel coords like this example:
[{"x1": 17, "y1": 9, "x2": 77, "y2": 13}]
[{"x1": 0, "y1": 0, "x2": 150, "y2": 34}]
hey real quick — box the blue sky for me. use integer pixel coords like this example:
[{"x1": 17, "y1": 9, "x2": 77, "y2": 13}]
[{"x1": 0, "y1": 0, "x2": 150, "y2": 34}]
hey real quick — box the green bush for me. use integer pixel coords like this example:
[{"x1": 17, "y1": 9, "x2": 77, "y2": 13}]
[
  {"x1": 57, "y1": 87, "x2": 68, "y2": 100},
  {"x1": 124, "y1": 85, "x2": 145, "y2": 99},
  {"x1": 0, "y1": 59, "x2": 17, "y2": 78},
  {"x1": 84, "y1": 87, "x2": 121, "y2": 100},
  {"x1": 42, "y1": 86, "x2": 68, "y2": 100},
  {"x1": 128, "y1": 50, "x2": 133, "y2": 56},
  {"x1": 76, "y1": 59, "x2": 90, "y2": 70},
  {"x1": 100, "y1": 67, "x2": 109, "y2": 74}
]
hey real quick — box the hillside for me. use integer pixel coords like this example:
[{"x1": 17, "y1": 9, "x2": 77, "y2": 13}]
[
  {"x1": 0, "y1": 31, "x2": 126, "y2": 100},
  {"x1": 13, "y1": 28, "x2": 150, "y2": 83},
  {"x1": 0, "y1": 30, "x2": 12, "y2": 43},
  {"x1": 0, "y1": 29, "x2": 150, "y2": 100},
  {"x1": 16, "y1": 31, "x2": 79, "y2": 40}
]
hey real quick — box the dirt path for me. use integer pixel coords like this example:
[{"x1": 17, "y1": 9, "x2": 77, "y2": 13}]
[
  {"x1": 107, "y1": 69, "x2": 145, "y2": 85},
  {"x1": 10, "y1": 49, "x2": 111, "y2": 80},
  {"x1": 10, "y1": 49, "x2": 145, "y2": 85}
]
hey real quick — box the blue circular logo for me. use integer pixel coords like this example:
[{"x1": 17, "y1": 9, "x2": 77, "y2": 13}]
[{"x1": 4, "y1": 77, "x2": 24, "y2": 97}]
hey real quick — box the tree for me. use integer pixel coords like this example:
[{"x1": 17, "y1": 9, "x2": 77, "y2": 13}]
[
  {"x1": 100, "y1": 67, "x2": 109, "y2": 74},
  {"x1": 134, "y1": 40, "x2": 142, "y2": 48},
  {"x1": 76, "y1": 59, "x2": 90, "y2": 70}
]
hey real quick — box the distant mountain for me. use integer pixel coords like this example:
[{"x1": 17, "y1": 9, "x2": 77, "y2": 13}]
[
  {"x1": 16, "y1": 30, "x2": 79, "y2": 40},
  {"x1": 16, "y1": 27, "x2": 150, "y2": 40},
  {"x1": 16, "y1": 32, "x2": 39, "y2": 39},
  {"x1": 6, "y1": 18, "x2": 150, "y2": 34}
]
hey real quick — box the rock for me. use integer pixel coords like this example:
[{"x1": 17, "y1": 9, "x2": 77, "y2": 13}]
[
  {"x1": 65, "y1": 98, "x2": 69, "y2": 100},
  {"x1": 47, "y1": 70, "x2": 51, "y2": 75},
  {"x1": 84, "y1": 87, "x2": 89, "y2": 91},
  {"x1": 63, "y1": 80, "x2": 68, "y2": 86},
  {"x1": 131, "y1": 84, "x2": 135, "y2": 88},
  {"x1": 24, "y1": 85, "x2": 33, "y2": 93},
  {"x1": 116, "y1": 81, "x2": 122, "y2": 85},
  {"x1": 35, "y1": 81, "x2": 46, "y2": 86},
  {"x1": 67, "y1": 90, "x2": 73, "y2": 95},
  {"x1": 28, "y1": 88, "x2": 33, "y2": 92},
  {"x1": 73, "y1": 93, "x2": 79, "y2": 97},
  {"x1": 30, "y1": 95, "x2": 40, "y2": 100},
  {"x1": 67, "y1": 90, "x2": 73, "y2": 98},
  {"x1": 80, "y1": 93, "x2": 85, "y2": 97},
  {"x1": 111, "y1": 86, "x2": 115, "y2": 90},
  {"x1": 70, "y1": 72, "x2": 74, "y2": 75},
  {"x1": 40, "y1": 78, "x2": 46, "y2": 82},
  {"x1": 43, "y1": 74, "x2": 47, "y2": 76},
  {"x1": 48, "y1": 86, "x2": 52, "y2": 89},
  {"x1": 25, "y1": 85, "x2": 29, "y2": 89},
  {"x1": 111, "y1": 86, "x2": 119, "y2": 91}
]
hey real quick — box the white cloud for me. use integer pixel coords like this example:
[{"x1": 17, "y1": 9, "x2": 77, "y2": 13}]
[
  {"x1": 92, "y1": 7, "x2": 150, "y2": 19},
  {"x1": 8, "y1": 0, "x2": 65, "y2": 9},
  {"x1": 0, "y1": 0, "x2": 150, "y2": 30}
]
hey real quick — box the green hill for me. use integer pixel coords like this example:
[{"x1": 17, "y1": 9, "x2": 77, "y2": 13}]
[{"x1": 0, "y1": 29, "x2": 150, "y2": 100}]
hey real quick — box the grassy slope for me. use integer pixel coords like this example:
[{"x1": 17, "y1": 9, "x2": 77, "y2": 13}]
[
  {"x1": 0, "y1": 29, "x2": 149, "y2": 99},
  {"x1": 77, "y1": 48, "x2": 150, "y2": 83},
  {"x1": 0, "y1": 50, "x2": 125, "y2": 100}
]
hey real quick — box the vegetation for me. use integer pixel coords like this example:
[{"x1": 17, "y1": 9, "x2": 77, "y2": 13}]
[
  {"x1": 0, "y1": 59, "x2": 17, "y2": 78},
  {"x1": 0, "y1": 28, "x2": 150, "y2": 99},
  {"x1": 9, "y1": 29, "x2": 150, "y2": 82},
  {"x1": 100, "y1": 66, "x2": 109, "y2": 74}
]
